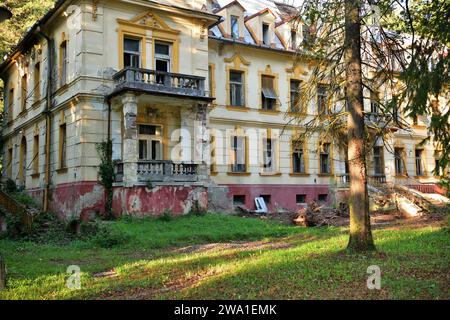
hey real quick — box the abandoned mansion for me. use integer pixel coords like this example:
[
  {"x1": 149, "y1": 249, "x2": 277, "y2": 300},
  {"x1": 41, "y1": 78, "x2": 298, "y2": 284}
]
[{"x1": 1, "y1": 0, "x2": 447, "y2": 219}]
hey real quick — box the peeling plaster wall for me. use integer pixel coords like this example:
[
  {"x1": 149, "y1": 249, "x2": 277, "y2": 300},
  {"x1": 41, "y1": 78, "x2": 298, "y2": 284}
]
[{"x1": 112, "y1": 185, "x2": 208, "y2": 216}]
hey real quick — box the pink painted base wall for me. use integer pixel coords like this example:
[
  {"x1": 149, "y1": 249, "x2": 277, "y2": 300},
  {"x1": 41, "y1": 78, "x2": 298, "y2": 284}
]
[
  {"x1": 29, "y1": 182, "x2": 208, "y2": 219},
  {"x1": 112, "y1": 185, "x2": 208, "y2": 217},
  {"x1": 223, "y1": 184, "x2": 331, "y2": 212}
]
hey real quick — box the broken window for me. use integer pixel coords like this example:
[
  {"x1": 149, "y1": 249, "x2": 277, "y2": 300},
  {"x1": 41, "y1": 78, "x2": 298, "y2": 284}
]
[
  {"x1": 231, "y1": 136, "x2": 246, "y2": 173},
  {"x1": 373, "y1": 146, "x2": 384, "y2": 176},
  {"x1": 261, "y1": 75, "x2": 277, "y2": 110},
  {"x1": 138, "y1": 125, "x2": 162, "y2": 161},
  {"x1": 415, "y1": 149, "x2": 424, "y2": 176},
  {"x1": 124, "y1": 38, "x2": 141, "y2": 68},
  {"x1": 394, "y1": 147, "x2": 405, "y2": 175},
  {"x1": 262, "y1": 23, "x2": 270, "y2": 45},
  {"x1": 320, "y1": 143, "x2": 331, "y2": 174},
  {"x1": 292, "y1": 140, "x2": 305, "y2": 173},
  {"x1": 263, "y1": 138, "x2": 275, "y2": 172}
]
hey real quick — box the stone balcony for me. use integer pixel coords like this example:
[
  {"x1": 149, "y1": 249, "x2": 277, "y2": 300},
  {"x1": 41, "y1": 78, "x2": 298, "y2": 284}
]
[
  {"x1": 114, "y1": 160, "x2": 205, "y2": 184},
  {"x1": 110, "y1": 67, "x2": 212, "y2": 101}
]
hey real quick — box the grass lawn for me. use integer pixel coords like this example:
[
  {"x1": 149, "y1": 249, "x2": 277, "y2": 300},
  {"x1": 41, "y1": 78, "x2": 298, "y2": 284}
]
[{"x1": 0, "y1": 213, "x2": 448, "y2": 300}]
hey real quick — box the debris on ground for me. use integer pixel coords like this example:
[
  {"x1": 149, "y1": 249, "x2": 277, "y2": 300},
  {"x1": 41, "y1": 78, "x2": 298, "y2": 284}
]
[{"x1": 292, "y1": 201, "x2": 349, "y2": 227}]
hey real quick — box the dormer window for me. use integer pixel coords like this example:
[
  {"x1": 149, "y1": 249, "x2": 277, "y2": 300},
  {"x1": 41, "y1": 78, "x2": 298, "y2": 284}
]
[
  {"x1": 291, "y1": 30, "x2": 297, "y2": 50},
  {"x1": 262, "y1": 23, "x2": 270, "y2": 45},
  {"x1": 231, "y1": 15, "x2": 239, "y2": 39}
]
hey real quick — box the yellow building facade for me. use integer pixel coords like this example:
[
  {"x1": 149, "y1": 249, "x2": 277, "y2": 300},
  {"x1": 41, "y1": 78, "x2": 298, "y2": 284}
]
[{"x1": 1, "y1": 0, "x2": 445, "y2": 218}]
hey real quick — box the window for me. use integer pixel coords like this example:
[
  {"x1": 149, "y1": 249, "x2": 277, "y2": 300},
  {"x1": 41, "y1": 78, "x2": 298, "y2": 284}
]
[
  {"x1": 302, "y1": 24, "x2": 311, "y2": 45},
  {"x1": 155, "y1": 42, "x2": 171, "y2": 72},
  {"x1": 290, "y1": 80, "x2": 301, "y2": 112},
  {"x1": 318, "y1": 194, "x2": 328, "y2": 203},
  {"x1": 296, "y1": 194, "x2": 306, "y2": 204},
  {"x1": 8, "y1": 88, "x2": 14, "y2": 121},
  {"x1": 231, "y1": 136, "x2": 246, "y2": 173},
  {"x1": 59, "y1": 124, "x2": 67, "y2": 169},
  {"x1": 370, "y1": 91, "x2": 380, "y2": 114},
  {"x1": 138, "y1": 125, "x2": 162, "y2": 160},
  {"x1": 21, "y1": 74, "x2": 27, "y2": 111},
  {"x1": 292, "y1": 140, "x2": 305, "y2": 174},
  {"x1": 394, "y1": 148, "x2": 405, "y2": 175},
  {"x1": 319, "y1": 143, "x2": 331, "y2": 174},
  {"x1": 231, "y1": 15, "x2": 239, "y2": 39},
  {"x1": 262, "y1": 138, "x2": 275, "y2": 172},
  {"x1": 373, "y1": 146, "x2": 384, "y2": 176},
  {"x1": 415, "y1": 149, "x2": 424, "y2": 176},
  {"x1": 260, "y1": 194, "x2": 271, "y2": 204},
  {"x1": 233, "y1": 195, "x2": 246, "y2": 206},
  {"x1": 229, "y1": 71, "x2": 244, "y2": 107},
  {"x1": 60, "y1": 40, "x2": 68, "y2": 86},
  {"x1": 19, "y1": 137, "x2": 27, "y2": 184},
  {"x1": 262, "y1": 23, "x2": 270, "y2": 45},
  {"x1": 33, "y1": 135, "x2": 39, "y2": 174},
  {"x1": 434, "y1": 159, "x2": 441, "y2": 176},
  {"x1": 208, "y1": 65, "x2": 214, "y2": 97},
  {"x1": 124, "y1": 38, "x2": 141, "y2": 68},
  {"x1": 7, "y1": 147, "x2": 13, "y2": 179},
  {"x1": 317, "y1": 85, "x2": 328, "y2": 114},
  {"x1": 261, "y1": 75, "x2": 277, "y2": 110},
  {"x1": 34, "y1": 62, "x2": 41, "y2": 102},
  {"x1": 291, "y1": 30, "x2": 297, "y2": 50},
  {"x1": 210, "y1": 135, "x2": 217, "y2": 174}
]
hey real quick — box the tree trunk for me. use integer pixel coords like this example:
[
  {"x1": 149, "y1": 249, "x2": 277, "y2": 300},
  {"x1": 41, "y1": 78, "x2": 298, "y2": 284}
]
[
  {"x1": 344, "y1": 0, "x2": 375, "y2": 251},
  {"x1": 0, "y1": 254, "x2": 6, "y2": 290}
]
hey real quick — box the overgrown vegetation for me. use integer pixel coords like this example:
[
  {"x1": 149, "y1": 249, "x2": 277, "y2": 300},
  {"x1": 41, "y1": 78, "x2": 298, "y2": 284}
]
[
  {"x1": 0, "y1": 214, "x2": 447, "y2": 299},
  {"x1": 96, "y1": 140, "x2": 115, "y2": 220}
]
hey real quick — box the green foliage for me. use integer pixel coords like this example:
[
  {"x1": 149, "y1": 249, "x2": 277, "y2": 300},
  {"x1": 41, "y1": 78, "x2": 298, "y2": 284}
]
[
  {"x1": 88, "y1": 223, "x2": 130, "y2": 248},
  {"x1": 0, "y1": 216, "x2": 448, "y2": 299},
  {"x1": 189, "y1": 200, "x2": 207, "y2": 216},
  {"x1": 3, "y1": 179, "x2": 18, "y2": 194},
  {"x1": 96, "y1": 140, "x2": 115, "y2": 219},
  {"x1": 158, "y1": 209, "x2": 173, "y2": 222}
]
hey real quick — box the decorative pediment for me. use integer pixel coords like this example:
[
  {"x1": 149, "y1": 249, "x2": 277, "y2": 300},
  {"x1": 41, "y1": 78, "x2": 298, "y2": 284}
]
[
  {"x1": 286, "y1": 64, "x2": 308, "y2": 78},
  {"x1": 224, "y1": 53, "x2": 251, "y2": 68},
  {"x1": 118, "y1": 10, "x2": 179, "y2": 34}
]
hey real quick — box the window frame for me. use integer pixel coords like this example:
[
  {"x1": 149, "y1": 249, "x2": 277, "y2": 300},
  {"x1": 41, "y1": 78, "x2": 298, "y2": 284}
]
[
  {"x1": 60, "y1": 40, "x2": 68, "y2": 87},
  {"x1": 21, "y1": 74, "x2": 28, "y2": 112},
  {"x1": 289, "y1": 79, "x2": 302, "y2": 113},
  {"x1": 317, "y1": 85, "x2": 328, "y2": 115},
  {"x1": 229, "y1": 70, "x2": 245, "y2": 107},
  {"x1": 292, "y1": 140, "x2": 306, "y2": 174},
  {"x1": 373, "y1": 146, "x2": 385, "y2": 176},
  {"x1": 230, "y1": 15, "x2": 239, "y2": 39},
  {"x1": 123, "y1": 37, "x2": 142, "y2": 68},
  {"x1": 261, "y1": 75, "x2": 277, "y2": 111},
  {"x1": 230, "y1": 135, "x2": 247, "y2": 173},
  {"x1": 137, "y1": 124, "x2": 163, "y2": 161},
  {"x1": 59, "y1": 123, "x2": 67, "y2": 170},
  {"x1": 319, "y1": 143, "x2": 331, "y2": 175}
]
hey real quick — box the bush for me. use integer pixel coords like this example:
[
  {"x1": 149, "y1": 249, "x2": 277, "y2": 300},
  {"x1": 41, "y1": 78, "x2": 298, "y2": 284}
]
[
  {"x1": 189, "y1": 200, "x2": 207, "y2": 216},
  {"x1": 4, "y1": 179, "x2": 18, "y2": 194},
  {"x1": 89, "y1": 223, "x2": 130, "y2": 248},
  {"x1": 158, "y1": 210, "x2": 173, "y2": 222}
]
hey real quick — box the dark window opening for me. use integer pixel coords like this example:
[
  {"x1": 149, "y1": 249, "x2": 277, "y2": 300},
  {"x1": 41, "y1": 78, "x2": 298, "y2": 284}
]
[
  {"x1": 320, "y1": 143, "x2": 331, "y2": 174},
  {"x1": 233, "y1": 195, "x2": 246, "y2": 206},
  {"x1": 231, "y1": 16, "x2": 239, "y2": 39},
  {"x1": 260, "y1": 194, "x2": 271, "y2": 204},
  {"x1": 262, "y1": 23, "x2": 270, "y2": 45},
  {"x1": 296, "y1": 194, "x2": 306, "y2": 204},
  {"x1": 124, "y1": 38, "x2": 140, "y2": 68},
  {"x1": 292, "y1": 141, "x2": 305, "y2": 173},
  {"x1": 318, "y1": 194, "x2": 328, "y2": 203}
]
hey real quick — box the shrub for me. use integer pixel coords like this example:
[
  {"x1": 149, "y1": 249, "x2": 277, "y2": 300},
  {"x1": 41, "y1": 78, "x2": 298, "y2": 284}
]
[
  {"x1": 89, "y1": 223, "x2": 130, "y2": 248},
  {"x1": 189, "y1": 200, "x2": 207, "y2": 216},
  {"x1": 4, "y1": 179, "x2": 18, "y2": 194},
  {"x1": 158, "y1": 210, "x2": 173, "y2": 222}
]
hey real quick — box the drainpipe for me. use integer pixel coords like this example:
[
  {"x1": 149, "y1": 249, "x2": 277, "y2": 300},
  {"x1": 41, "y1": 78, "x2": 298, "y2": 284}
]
[{"x1": 37, "y1": 27, "x2": 53, "y2": 212}]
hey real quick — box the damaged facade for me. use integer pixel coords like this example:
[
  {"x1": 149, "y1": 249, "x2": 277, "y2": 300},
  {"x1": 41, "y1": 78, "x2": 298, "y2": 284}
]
[{"x1": 1, "y1": 0, "x2": 447, "y2": 219}]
